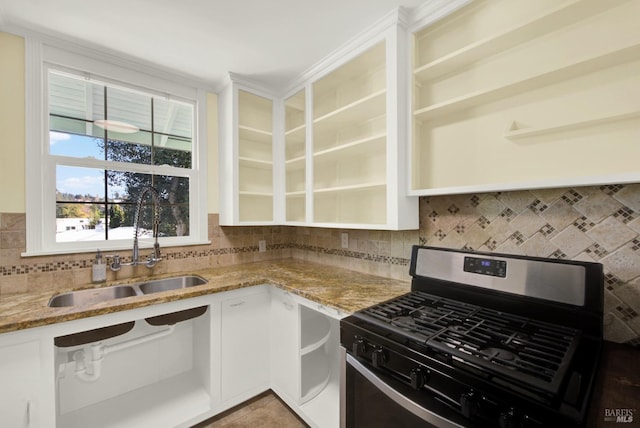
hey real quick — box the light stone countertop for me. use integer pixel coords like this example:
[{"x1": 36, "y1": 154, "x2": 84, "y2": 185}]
[{"x1": 0, "y1": 259, "x2": 411, "y2": 334}]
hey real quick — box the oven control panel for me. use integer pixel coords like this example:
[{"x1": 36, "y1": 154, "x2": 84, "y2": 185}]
[{"x1": 464, "y1": 256, "x2": 507, "y2": 278}]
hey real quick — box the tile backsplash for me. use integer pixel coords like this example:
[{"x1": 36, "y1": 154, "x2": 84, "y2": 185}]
[
  {"x1": 287, "y1": 183, "x2": 640, "y2": 346},
  {"x1": 1, "y1": 183, "x2": 639, "y2": 345}
]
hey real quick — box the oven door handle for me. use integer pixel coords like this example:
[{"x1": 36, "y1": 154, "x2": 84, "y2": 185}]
[{"x1": 345, "y1": 353, "x2": 464, "y2": 428}]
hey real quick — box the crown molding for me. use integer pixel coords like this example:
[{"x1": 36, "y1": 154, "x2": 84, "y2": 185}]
[
  {"x1": 224, "y1": 72, "x2": 279, "y2": 98},
  {"x1": 408, "y1": 0, "x2": 472, "y2": 32},
  {"x1": 2, "y1": 22, "x2": 220, "y2": 93},
  {"x1": 280, "y1": 6, "x2": 406, "y2": 96}
]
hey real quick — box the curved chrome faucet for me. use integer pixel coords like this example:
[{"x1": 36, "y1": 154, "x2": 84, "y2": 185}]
[
  {"x1": 108, "y1": 186, "x2": 162, "y2": 271},
  {"x1": 132, "y1": 186, "x2": 162, "y2": 268}
]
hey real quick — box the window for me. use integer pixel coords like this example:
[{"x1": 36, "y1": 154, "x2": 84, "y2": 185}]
[{"x1": 25, "y1": 41, "x2": 208, "y2": 255}]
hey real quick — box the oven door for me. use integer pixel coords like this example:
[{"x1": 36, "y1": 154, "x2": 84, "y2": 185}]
[{"x1": 341, "y1": 347, "x2": 469, "y2": 428}]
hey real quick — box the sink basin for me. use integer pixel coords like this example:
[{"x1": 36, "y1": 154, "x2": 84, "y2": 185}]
[
  {"x1": 137, "y1": 275, "x2": 207, "y2": 294},
  {"x1": 49, "y1": 275, "x2": 209, "y2": 346},
  {"x1": 48, "y1": 285, "x2": 138, "y2": 307},
  {"x1": 47, "y1": 275, "x2": 208, "y2": 307}
]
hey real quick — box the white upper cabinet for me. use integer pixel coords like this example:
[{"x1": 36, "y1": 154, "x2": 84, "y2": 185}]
[
  {"x1": 299, "y1": 20, "x2": 418, "y2": 230},
  {"x1": 219, "y1": 79, "x2": 277, "y2": 225},
  {"x1": 284, "y1": 89, "x2": 307, "y2": 224},
  {"x1": 410, "y1": 0, "x2": 640, "y2": 195},
  {"x1": 219, "y1": 12, "x2": 418, "y2": 230},
  {"x1": 303, "y1": 17, "x2": 419, "y2": 230},
  {"x1": 311, "y1": 42, "x2": 390, "y2": 227}
]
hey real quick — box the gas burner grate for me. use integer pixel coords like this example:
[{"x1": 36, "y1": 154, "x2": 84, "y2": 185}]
[{"x1": 357, "y1": 291, "x2": 581, "y2": 396}]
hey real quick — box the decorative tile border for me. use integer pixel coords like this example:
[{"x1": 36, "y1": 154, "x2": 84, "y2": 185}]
[
  {"x1": 1, "y1": 182, "x2": 639, "y2": 346},
  {"x1": 288, "y1": 243, "x2": 410, "y2": 266},
  {"x1": 0, "y1": 243, "x2": 292, "y2": 277}
]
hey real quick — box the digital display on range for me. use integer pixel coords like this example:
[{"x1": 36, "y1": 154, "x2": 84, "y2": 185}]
[{"x1": 463, "y1": 256, "x2": 507, "y2": 278}]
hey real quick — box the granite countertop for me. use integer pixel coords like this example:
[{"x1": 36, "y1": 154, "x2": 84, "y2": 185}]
[{"x1": 0, "y1": 259, "x2": 411, "y2": 334}]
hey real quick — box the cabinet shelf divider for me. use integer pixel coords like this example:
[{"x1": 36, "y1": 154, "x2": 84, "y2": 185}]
[
  {"x1": 414, "y1": 0, "x2": 614, "y2": 82},
  {"x1": 314, "y1": 133, "x2": 386, "y2": 159},
  {"x1": 313, "y1": 89, "x2": 386, "y2": 126},
  {"x1": 414, "y1": 43, "x2": 640, "y2": 121},
  {"x1": 314, "y1": 182, "x2": 386, "y2": 194},
  {"x1": 504, "y1": 111, "x2": 640, "y2": 140}
]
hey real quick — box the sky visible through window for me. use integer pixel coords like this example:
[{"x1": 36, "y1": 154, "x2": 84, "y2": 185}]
[{"x1": 51, "y1": 131, "x2": 126, "y2": 199}]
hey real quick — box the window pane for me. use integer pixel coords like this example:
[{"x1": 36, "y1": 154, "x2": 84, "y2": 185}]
[
  {"x1": 154, "y1": 98, "x2": 193, "y2": 139},
  {"x1": 106, "y1": 137, "x2": 153, "y2": 164},
  {"x1": 50, "y1": 117, "x2": 105, "y2": 141},
  {"x1": 159, "y1": 203, "x2": 189, "y2": 237},
  {"x1": 153, "y1": 137, "x2": 192, "y2": 168},
  {"x1": 50, "y1": 132, "x2": 105, "y2": 159},
  {"x1": 106, "y1": 86, "x2": 151, "y2": 134},
  {"x1": 129, "y1": 175, "x2": 190, "y2": 237},
  {"x1": 106, "y1": 171, "x2": 152, "y2": 202},
  {"x1": 48, "y1": 72, "x2": 105, "y2": 122},
  {"x1": 153, "y1": 133, "x2": 192, "y2": 153},
  {"x1": 56, "y1": 166, "x2": 105, "y2": 202},
  {"x1": 56, "y1": 203, "x2": 106, "y2": 242}
]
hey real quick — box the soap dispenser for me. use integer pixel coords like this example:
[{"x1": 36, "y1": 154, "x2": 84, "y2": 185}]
[{"x1": 92, "y1": 249, "x2": 107, "y2": 283}]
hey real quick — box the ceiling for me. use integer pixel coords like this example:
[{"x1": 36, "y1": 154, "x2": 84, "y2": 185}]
[{"x1": 0, "y1": 0, "x2": 427, "y2": 91}]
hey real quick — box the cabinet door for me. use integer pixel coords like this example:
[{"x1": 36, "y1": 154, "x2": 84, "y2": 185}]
[
  {"x1": 220, "y1": 289, "x2": 270, "y2": 402},
  {"x1": 269, "y1": 288, "x2": 299, "y2": 402},
  {"x1": 0, "y1": 340, "x2": 42, "y2": 428}
]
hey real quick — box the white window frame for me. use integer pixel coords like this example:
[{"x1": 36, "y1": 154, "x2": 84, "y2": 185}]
[{"x1": 24, "y1": 37, "x2": 209, "y2": 256}]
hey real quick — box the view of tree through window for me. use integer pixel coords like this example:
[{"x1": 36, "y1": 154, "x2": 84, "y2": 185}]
[{"x1": 49, "y1": 71, "x2": 194, "y2": 243}]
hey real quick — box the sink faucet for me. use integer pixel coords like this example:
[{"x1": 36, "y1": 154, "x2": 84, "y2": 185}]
[
  {"x1": 108, "y1": 186, "x2": 162, "y2": 271},
  {"x1": 132, "y1": 186, "x2": 162, "y2": 268}
]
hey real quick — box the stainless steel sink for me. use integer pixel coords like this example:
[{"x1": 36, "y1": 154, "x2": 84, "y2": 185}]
[
  {"x1": 49, "y1": 275, "x2": 209, "y2": 345},
  {"x1": 137, "y1": 275, "x2": 207, "y2": 294},
  {"x1": 48, "y1": 285, "x2": 138, "y2": 307},
  {"x1": 48, "y1": 275, "x2": 208, "y2": 307}
]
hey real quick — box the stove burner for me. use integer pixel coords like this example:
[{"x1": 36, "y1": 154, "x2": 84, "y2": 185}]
[
  {"x1": 481, "y1": 347, "x2": 518, "y2": 362},
  {"x1": 392, "y1": 316, "x2": 417, "y2": 326},
  {"x1": 356, "y1": 290, "x2": 581, "y2": 396},
  {"x1": 449, "y1": 325, "x2": 467, "y2": 334}
]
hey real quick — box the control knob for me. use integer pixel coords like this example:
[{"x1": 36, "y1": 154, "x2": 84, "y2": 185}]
[
  {"x1": 499, "y1": 408, "x2": 522, "y2": 428},
  {"x1": 371, "y1": 347, "x2": 387, "y2": 368},
  {"x1": 352, "y1": 337, "x2": 366, "y2": 357},
  {"x1": 410, "y1": 367, "x2": 428, "y2": 390},
  {"x1": 460, "y1": 390, "x2": 481, "y2": 419}
]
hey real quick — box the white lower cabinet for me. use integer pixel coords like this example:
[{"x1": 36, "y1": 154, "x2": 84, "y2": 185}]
[
  {"x1": 0, "y1": 284, "x2": 343, "y2": 428},
  {"x1": 270, "y1": 288, "x2": 300, "y2": 403},
  {"x1": 0, "y1": 334, "x2": 55, "y2": 428},
  {"x1": 297, "y1": 302, "x2": 342, "y2": 428},
  {"x1": 270, "y1": 287, "x2": 344, "y2": 428},
  {"x1": 219, "y1": 286, "x2": 271, "y2": 404}
]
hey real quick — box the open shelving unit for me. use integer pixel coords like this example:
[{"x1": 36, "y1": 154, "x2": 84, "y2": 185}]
[
  {"x1": 219, "y1": 14, "x2": 417, "y2": 230},
  {"x1": 312, "y1": 41, "x2": 388, "y2": 226},
  {"x1": 237, "y1": 90, "x2": 274, "y2": 222},
  {"x1": 411, "y1": 0, "x2": 640, "y2": 195},
  {"x1": 285, "y1": 89, "x2": 306, "y2": 223}
]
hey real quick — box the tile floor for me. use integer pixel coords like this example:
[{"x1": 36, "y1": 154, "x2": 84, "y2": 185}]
[{"x1": 193, "y1": 391, "x2": 308, "y2": 428}]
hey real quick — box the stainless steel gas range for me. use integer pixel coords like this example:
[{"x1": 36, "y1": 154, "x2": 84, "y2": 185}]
[{"x1": 340, "y1": 245, "x2": 604, "y2": 427}]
